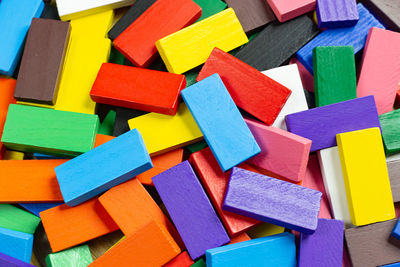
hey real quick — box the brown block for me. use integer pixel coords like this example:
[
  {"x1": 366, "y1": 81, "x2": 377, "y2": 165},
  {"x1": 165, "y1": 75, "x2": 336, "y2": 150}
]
[{"x1": 387, "y1": 158, "x2": 400, "y2": 202}]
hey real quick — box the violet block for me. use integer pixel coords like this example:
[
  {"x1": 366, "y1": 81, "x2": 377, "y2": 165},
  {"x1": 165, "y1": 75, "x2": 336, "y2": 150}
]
[
  {"x1": 316, "y1": 0, "x2": 359, "y2": 28},
  {"x1": 0, "y1": 252, "x2": 34, "y2": 267}
]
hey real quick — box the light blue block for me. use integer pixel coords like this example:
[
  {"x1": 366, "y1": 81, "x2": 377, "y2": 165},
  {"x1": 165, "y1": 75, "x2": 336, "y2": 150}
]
[
  {"x1": 55, "y1": 129, "x2": 152, "y2": 207},
  {"x1": 0, "y1": 0, "x2": 44, "y2": 76},
  {"x1": 205, "y1": 232, "x2": 296, "y2": 267},
  {"x1": 382, "y1": 263, "x2": 400, "y2": 267},
  {"x1": 296, "y1": 3, "x2": 384, "y2": 73},
  {"x1": 0, "y1": 227, "x2": 33, "y2": 263},
  {"x1": 181, "y1": 74, "x2": 260, "y2": 172},
  {"x1": 19, "y1": 203, "x2": 60, "y2": 217}
]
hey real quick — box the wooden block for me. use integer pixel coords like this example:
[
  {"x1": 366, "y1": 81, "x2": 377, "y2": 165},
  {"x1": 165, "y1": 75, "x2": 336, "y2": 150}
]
[
  {"x1": 113, "y1": 107, "x2": 147, "y2": 137},
  {"x1": 98, "y1": 110, "x2": 115, "y2": 136},
  {"x1": 0, "y1": 78, "x2": 16, "y2": 157},
  {"x1": 0, "y1": 0, "x2": 44, "y2": 76},
  {"x1": 70, "y1": 10, "x2": 114, "y2": 38},
  {"x1": 246, "y1": 223, "x2": 285, "y2": 239},
  {"x1": 128, "y1": 103, "x2": 203, "y2": 156},
  {"x1": 114, "y1": 0, "x2": 201, "y2": 68},
  {"x1": 206, "y1": 232, "x2": 296, "y2": 266},
  {"x1": 235, "y1": 15, "x2": 319, "y2": 71},
  {"x1": 285, "y1": 96, "x2": 381, "y2": 152},
  {"x1": 391, "y1": 219, "x2": 400, "y2": 240},
  {"x1": 246, "y1": 119, "x2": 311, "y2": 182},
  {"x1": 196, "y1": 48, "x2": 291, "y2": 126},
  {"x1": 316, "y1": 0, "x2": 358, "y2": 28},
  {"x1": 337, "y1": 127, "x2": 395, "y2": 226},
  {"x1": 3, "y1": 150, "x2": 24, "y2": 160},
  {"x1": 193, "y1": 0, "x2": 227, "y2": 21},
  {"x1": 40, "y1": 3, "x2": 60, "y2": 20},
  {"x1": 289, "y1": 58, "x2": 315, "y2": 92},
  {"x1": 56, "y1": 129, "x2": 152, "y2": 206},
  {"x1": 0, "y1": 227, "x2": 33, "y2": 263},
  {"x1": 0, "y1": 252, "x2": 34, "y2": 267},
  {"x1": 313, "y1": 46, "x2": 357, "y2": 107},
  {"x1": 186, "y1": 140, "x2": 208, "y2": 154},
  {"x1": 223, "y1": 167, "x2": 322, "y2": 234},
  {"x1": 387, "y1": 158, "x2": 400, "y2": 202},
  {"x1": 266, "y1": 0, "x2": 315, "y2": 22},
  {"x1": 380, "y1": 109, "x2": 400, "y2": 155},
  {"x1": 153, "y1": 161, "x2": 230, "y2": 259},
  {"x1": 90, "y1": 63, "x2": 186, "y2": 115},
  {"x1": 46, "y1": 245, "x2": 93, "y2": 267},
  {"x1": 299, "y1": 219, "x2": 343, "y2": 267},
  {"x1": 19, "y1": 203, "x2": 59, "y2": 217},
  {"x1": 40, "y1": 198, "x2": 119, "y2": 252},
  {"x1": 228, "y1": 233, "x2": 251, "y2": 244},
  {"x1": 0, "y1": 159, "x2": 66, "y2": 202},
  {"x1": 296, "y1": 3, "x2": 384, "y2": 72},
  {"x1": 0, "y1": 204, "x2": 40, "y2": 235},
  {"x1": 357, "y1": 28, "x2": 400, "y2": 115},
  {"x1": 363, "y1": 0, "x2": 400, "y2": 31},
  {"x1": 192, "y1": 259, "x2": 206, "y2": 267},
  {"x1": 163, "y1": 251, "x2": 193, "y2": 267},
  {"x1": 1, "y1": 104, "x2": 98, "y2": 157},
  {"x1": 89, "y1": 221, "x2": 180, "y2": 267}
]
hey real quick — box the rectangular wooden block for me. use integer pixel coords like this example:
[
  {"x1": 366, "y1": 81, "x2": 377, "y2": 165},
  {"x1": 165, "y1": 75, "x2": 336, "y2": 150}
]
[
  {"x1": 153, "y1": 161, "x2": 230, "y2": 259},
  {"x1": 391, "y1": 219, "x2": 400, "y2": 240},
  {"x1": 337, "y1": 127, "x2": 395, "y2": 226},
  {"x1": 0, "y1": 204, "x2": 40, "y2": 235},
  {"x1": 156, "y1": 8, "x2": 248, "y2": 74},
  {"x1": 114, "y1": 0, "x2": 201, "y2": 68},
  {"x1": 0, "y1": 78, "x2": 16, "y2": 157},
  {"x1": 223, "y1": 167, "x2": 322, "y2": 234},
  {"x1": 357, "y1": 27, "x2": 400, "y2": 115},
  {"x1": 182, "y1": 74, "x2": 260, "y2": 171},
  {"x1": 266, "y1": 0, "x2": 315, "y2": 22},
  {"x1": 380, "y1": 109, "x2": 400, "y2": 155},
  {"x1": 193, "y1": 0, "x2": 227, "y2": 21},
  {"x1": 363, "y1": 0, "x2": 400, "y2": 31},
  {"x1": 14, "y1": 19, "x2": 70, "y2": 105},
  {"x1": 0, "y1": 252, "x2": 34, "y2": 267},
  {"x1": 19, "y1": 203, "x2": 59, "y2": 217},
  {"x1": 113, "y1": 107, "x2": 147, "y2": 137},
  {"x1": 69, "y1": 10, "x2": 114, "y2": 38},
  {"x1": 206, "y1": 232, "x2": 296, "y2": 267},
  {"x1": 285, "y1": 96, "x2": 381, "y2": 152},
  {"x1": 1, "y1": 104, "x2": 98, "y2": 157},
  {"x1": 90, "y1": 63, "x2": 186, "y2": 115},
  {"x1": 0, "y1": 0, "x2": 44, "y2": 76},
  {"x1": 0, "y1": 227, "x2": 33, "y2": 263},
  {"x1": 55, "y1": 129, "x2": 152, "y2": 206},
  {"x1": 46, "y1": 245, "x2": 93, "y2": 267},
  {"x1": 196, "y1": 48, "x2": 291, "y2": 126},
  {"x1": 316, "y1": 0, "x2": 358, "y2": 28},
  {"x1": 313, "y1": 46, "x2": 357, "y2": 107},
  {"x1": 296, "y1": 3, "x2": 384, "y2": 72},
  {"x1": 163, "y1": 251, "x2": 193, "y2": 267},
  {"x1": 387, "y1": 158, "x2": 400, "y2": 202}
]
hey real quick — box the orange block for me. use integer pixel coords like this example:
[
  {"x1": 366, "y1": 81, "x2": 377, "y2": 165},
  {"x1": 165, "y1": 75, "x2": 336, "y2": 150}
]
[
  {"x1": 0, "y1": 159, "x2": 66, "y2": 202},
  {"x1": 0, "y1": 78, "x2": 17, "y2": 158},
  {"x1": 228, "y1": 232, "x2": 251, "y2": 245},
  {"x1": 40, "y1": 198, "x2": 119, "y2": 252},
  {"x1": 89, "y1": 221, "x2": 180, "y2": 267},
  {"x1": 163, "y1": 251, "x2": 193, "y2": 267},
  {"x1": 94, "y1": 134, "x2": 115, "y2": 147}
]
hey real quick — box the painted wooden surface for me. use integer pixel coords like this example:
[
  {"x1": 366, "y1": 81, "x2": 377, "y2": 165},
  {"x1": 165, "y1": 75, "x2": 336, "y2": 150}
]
[
  {"x1": 316, "y1": 0, "x2": 358, "y2": 28},
  {"x1": 46, "y1": 245, "x2": 93, "y2": 267},
  {"x1": 0, "y1": 227, "x2": 33, "y2": 263},
  {"x1": 380, "y1": 109, "x2": 400, "y2": 155},
  {"x1": 0, "y1": 204, "x2": 40, "y2": 235},
  {"x1": 266, "y1": 0, "x2": 315, "y2": 22}
]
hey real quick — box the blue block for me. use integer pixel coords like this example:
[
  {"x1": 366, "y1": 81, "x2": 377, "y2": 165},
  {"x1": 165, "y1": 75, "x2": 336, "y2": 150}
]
[
  {"x1": 181, "y1": 74, "x2": 261, "y2": 172},
  {"x1": 55, "y1": 129, "x2": 152, "y2": 207},
  {"x1": 0, "y1": 227, "x2": 33, "y2": 263},
  {"x1": 391, "y1": 219, "x2": 400, "y2": 240},
  {"x1": 33, "y1": 153, "x2": 69, "y2": 159},
  {"x1": 19, "y1": 203, "x2": 60, "y2": 217},
  {"x1": 296, "y1": 3, "x2": 384, "y2": 73},
  {"x1": 382, "y1": 263, "x2": 400, "y2": 267},
  {"x1": 0, "y1": 0, "x2": 44, "y2": 76},
  {"x1": 205, "y1": 233, "x2": 297, "y2": 267}
]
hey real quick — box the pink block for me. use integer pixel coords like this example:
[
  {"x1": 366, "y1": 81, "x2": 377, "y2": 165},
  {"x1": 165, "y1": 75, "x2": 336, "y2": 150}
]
[
  {"x1": 357, "y1": 27, "x2": 400, "y2": 115},
  {"x1": 266, "y1": 0, "x2": 316, "y2": 22},
  {"x1": 289, "y1": 58, "x2": 314, "y2": 92},
  {"x1": 245, "y1": 118, "x2": 312, "y2": 182}
]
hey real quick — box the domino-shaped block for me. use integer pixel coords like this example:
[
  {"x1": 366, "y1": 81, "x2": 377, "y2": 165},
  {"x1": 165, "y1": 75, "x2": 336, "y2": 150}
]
[
  {"x1": 299, "y1": 219, "x2": 344, "y2": 267},
  {"x1": 90, "y1": 63, "x2": 186, "y2": 115},
  {"x1": 0, "y1": 205, "x2": 40, "y2": 235},
  {"x1": 267, "y1": 0, "x2": 315, "y2": 22},
  {"x1": 363, "y1": 0, "x2": 400, "y2": 31},
  {"x1": 0, "y1": 252, "x2": 34, "y2": 267},
  {"x1": 246, "y1": 223, "x2": 285, "y2": 239},
  {"x1": 391, "y1": 219, "x2": 400, "y2": 240},
  {"x1": 46, "y1": 245, "x2": 93, "y2": 267},
  {"x1": 156, "y1": 8, "x2": 248, "y2": 74},
  {"x1": 164, "y1": 251, "x2": 194, "y2": 267},
  {"x1": 0, "y1": 0, "x2": 44, "y2": 76},
  {"x1": 289, "y1": 58, "x2": 315, "y2": 92},
  {"x1": 285, "y1": 96, "x2": 381, "y2": 152},
  {"x1": 196, "y1": 48, "x2": 291, "y2": 126},
  {"x1": 0, "y1": 78, "x2": 16, "y2": 158},
  {"x1": 19, "y1": 203, "x2": 59, "y2": 217},
  {"x1": 337, "y1": 127, "x2": 395, "y2": 226},
  {"x1": 182, "y1": 74, "x2": 260, "y2": 171},
  {"x1": 223, "y1": 167, "x2": 322, "y2": 234},
  {"x1": 114, "y1": 0, "x2": 201, "y2": 67},
  {"x1": 0, "y1": 227, "x2": 33, "y2": 263},
  {"x1": 1, "y1": 104, "x2": 98, "y2": 157},
  {"x1": 296, "y1": 3, "x2": 384, "y2": 72},
  {"x1": 40, "y1": 199, "x2": 119, "y2": 252},
  {"x1": 3, "y1": 150, "x2": 24, "y2": 160},
  {"x1": 70, "y1": 10, "x2": 114, "y2": 38},
  {"x1": 56, "y1": 129, "x2": 152, "y2": 206},
  {"x1": 387, "y1": 158, "x2": 400, "y2": 202},
  {"x1": 153, "y1": 161, "x2": 230, "y2": 259},
  {"x1": 316, "y1": 0, "x2": 359, "y2": 28},
  {"x1": 313, "y1": 46, "x2": 357, "y2": 107},
  {"x1": 357, "y1": 28, "x2": 400, "y2": 115},
  {"x1": 192, "y1": 259, "x2": 206, "y2": 267},
  {"x1": 380, "y1": 109, "x2": 400, "y2": 155},
  {"x1": 193, "y1": 0, "x2": 227, "y2": 21}
]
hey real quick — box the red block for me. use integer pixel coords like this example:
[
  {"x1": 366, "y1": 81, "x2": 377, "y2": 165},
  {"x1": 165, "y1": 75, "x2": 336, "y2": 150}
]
[
  {"x1": 114, "y1": 0, "x2": 201, "y2": 67},
  {"x1": 196, "y1": 48, "x2": 291, "y2": 125},
  {"x1": 90, "y1": 63, "x2": 186, "y2": 115},
  {"x1": 163, "y1": 251, "x2": 193, "y2": 267}
]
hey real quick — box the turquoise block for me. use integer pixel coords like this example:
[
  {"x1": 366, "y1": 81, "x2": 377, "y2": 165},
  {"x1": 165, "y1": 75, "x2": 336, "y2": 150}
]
[{"x1": 0, "y1": 227, "x2": 33, "y2": 263}]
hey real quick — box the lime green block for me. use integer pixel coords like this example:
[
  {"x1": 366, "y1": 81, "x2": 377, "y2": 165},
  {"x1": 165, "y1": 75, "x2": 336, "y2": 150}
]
[
  {"x1": 193, "y1": 0, "x2": 226, "y2": 21},
  {"x1": 46, "y1": 245, "x2": 93, "y2": 267},
  {"x1": 99, "y1": 110, "x2": 116, "y2": 136},
  {"x1": 186, "y1": 140, "x2": 208, "y2": 153},
  {"x1": 108, "y1": 46, "x2": 125, "y2": 65},
  {"x1": 191, "y1": 258, "x2": 206, "y2": 267},
  {"x1": 0, "y1": 204, "x2": 40, "y2": 235}
]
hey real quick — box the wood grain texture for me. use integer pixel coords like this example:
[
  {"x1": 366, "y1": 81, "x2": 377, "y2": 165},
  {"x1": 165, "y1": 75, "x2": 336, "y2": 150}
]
[
  {"x1": 0, "y1": 227, "x2": 33, "y2": 263},
  {"x1": 387, "y1": 158, "x2": 400, "y2": 202},
  {"x1": 0, "y1": 252, "x2": 34, "y2": 267},
  {"x1": 163, "y1": 251, "x2": 193, "y2": 267},
  {"x1": 362, "y1": 0, "x2": 400, "y2": 31},
  {"x1": 0, "y1": 204, "x2": 40, "y2": 235},
  {"x1": 46, "y1": 245, "x2": 93, "y2": 267},
  {"x1": 113, "y1": 107, "x2": 147, "y2": 137},
  {"x1": 380, "y1": 109, "x2": 400, "y2": 155},
  {"x1": 316, "y1": 0, "x2": 359, "y2": 28},
  {"x1": 267, "y1": 0, "x2": 315, "y2": 22}
]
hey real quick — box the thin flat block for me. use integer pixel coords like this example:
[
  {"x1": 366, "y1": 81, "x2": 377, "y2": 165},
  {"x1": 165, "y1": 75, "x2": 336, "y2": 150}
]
[
  {"x1": 70, "y1": 10, "x2": 114, "y2": 39},
  {"x1": 193, "y1": 0, "x2": 227, "y2": 21},
  {"x1": 0, "y1": 252, "x2": 34, "y2": 267},
  {"x1": 156, "y1": 8, "x2": 248, "y2": 74},
  {"x1": 0, "y1": 227, "x2": 33, "y2": 263},
  {"x1": 387, "y1": 158, "x2": 400, "y2": 202},
  {"x1": 196, "y1": 48, "x2": 291, "y2": 125},
  {"x1": 362, "y1": 0, "x2": 400, "y2": 31},
  {"x1": 19, "y1": 203, "x2": 59, "y2": 217},
  {"x1": 0, "y1": 78, "x2": 17, "y2": 156},
  {"x1": 163, "y1": 251, "x2": 194, "y2": 267},
  {"x1": 391, "y1": 219, "x2": 400, "y2": 240},
  {"x1": 0, "y1": 204, "x2": 40, "y2": 235},
  {"x1": 380, "y1": 109, "x2": 400, "y2": 155},
  {"x1": 153, "y1": 161, "x2": 230, "y2": 259},
  {"x1": 285, "y1": 95, "x2": 381, "y2": 152},
  {"x1": 316, "y1": 0, "x2": 358, "y2": 28},
  {"x1": 267, "y1": 0, "x2": 315, "y2": 22},
  {"x1": 46, "y1": 245, "x2": 93, "y2": 267},
  {"x1": 182, "y1": 74, "x2": 260, "y2": 171},
  {"x1": 223, "y1": 167, "x2": 322, "y2": 234}
]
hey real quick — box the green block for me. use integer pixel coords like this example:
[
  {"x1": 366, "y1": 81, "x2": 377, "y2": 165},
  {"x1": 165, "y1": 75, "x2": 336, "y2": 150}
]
[
  {"x1": 191, "y1": 258, "x2": 206, "y2": 267},
  {"x1": 313, "y1": 46, "x2": 357, "y2": 107},
  {"x1": 193, "y1": 0, "x2": 226, "y2": 21},
  {"x1": 0, "y1": 204, "x2": 40, "y2": 235},
  {"x1": 185, "y1": 69, "x2": 200, "y2": 88},
  {"x1": 108, "y1": 46, "x2": 125, "y2": 65},
  {"x1": 45, "y1": 245, "x2": 93, "y2": 267},
  {"x1": 380, "y1": 109, "x2": 400, "y2": 155},
  {"x1": 99, "y1": 110, "x2": 116, "y2": 136},
  {"x1": 1, "y1": 104, "x2": 99, "y2": 157},
  {"x1": 186, "y1": 140, "x2": 208, "y2": 153}
]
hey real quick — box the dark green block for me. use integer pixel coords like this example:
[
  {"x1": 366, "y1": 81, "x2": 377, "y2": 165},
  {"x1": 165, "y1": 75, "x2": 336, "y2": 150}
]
[
  {"x1": 0, "y1": 204, "x2": 40, "y2": 234},
  {"x1": 191, "y1": 258, "x2": 206, "y2": 267},
  {"x1": 193, "y1": 0, "x2": 227, "y2": 21},
  {"x1": 98, "y1": 110, "x2": 116, "y2": 136},
  {"x1": 380, "y1": 109, "x2": 400, "y2": 155},
  {"x1": 45, "y1": 245, "x2": 93, "y2": 267},
  {"x1": 186, "y1": 140, "x2": 208, "y2": 154},
  {"x1": 108, "y1": 46, "x2": 125, "y2": 65}
]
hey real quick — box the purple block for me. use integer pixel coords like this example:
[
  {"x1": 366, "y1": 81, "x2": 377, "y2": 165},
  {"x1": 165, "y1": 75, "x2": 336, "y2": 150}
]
[
  {"x1": 316, "y1": 0, "x2": 359, "y2": 28},
  {"x1": 299, "y1": 219, "x2": 344, "y2": 267},
  {"x1": 152, "y1": 161, "x2": 230, "y2": 260},
  {"x1": 285, "y1": 95, "x2": 381, "y2": 152},
  {"x1": 223, "y1": 167, "x2": 322, "y2": 234},
  {"x1": 0, "y1": 252, "x2": 34, "y2": 267}
]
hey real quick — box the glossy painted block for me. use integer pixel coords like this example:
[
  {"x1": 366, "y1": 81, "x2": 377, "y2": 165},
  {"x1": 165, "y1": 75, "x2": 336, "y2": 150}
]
[
  {"x1": 0, "y1": 227, "x2": 33, "y2": 263},
  {"x1": 316, "y1": 0, "x2": 359, "y2": 28}
]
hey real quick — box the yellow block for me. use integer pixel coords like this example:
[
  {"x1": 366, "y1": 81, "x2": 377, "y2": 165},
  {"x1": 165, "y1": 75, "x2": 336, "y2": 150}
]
[
  {"x1": 246, "y1": 223, "x2": 284, "y2": 239},
  {"x1": 128, "y1": 103, "x2": 203, "y2": 156},
  {"x1": 70, "y1": 10, "x2": 114, "y2": 38},
  {"x1": 3, "y1": 150, "x2": 24, "y2": 160},
  {"x1": 156, "y1": 8, "x2": 248, "y2": 74},
  {"x1": 337, "y1": 127, "x2": 395, "y2": 226},
  {"x1": 16, "y1": 101, "x2": 54, "y2": 109}
]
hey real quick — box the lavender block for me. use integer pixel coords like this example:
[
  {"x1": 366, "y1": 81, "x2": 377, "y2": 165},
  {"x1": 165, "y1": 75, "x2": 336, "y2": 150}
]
[
  {"x1": 285, "y1": 95, "x2": 381, "y2": 152},
  {"x1": 152, "y1": 161, "x2": 230, "y2": 259},
  {"x1": 0, "y1": 252, "x2": 34, "y2": 267},
  {"x1": 223, "y1": 167, "x2": 322, "y2": 234},
  {"x1": 299, "y1": 219, "x2": 344, "y2": 267},
  {"x1": 316, "y1": 0, "x2": 359, "y2": 28}
]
